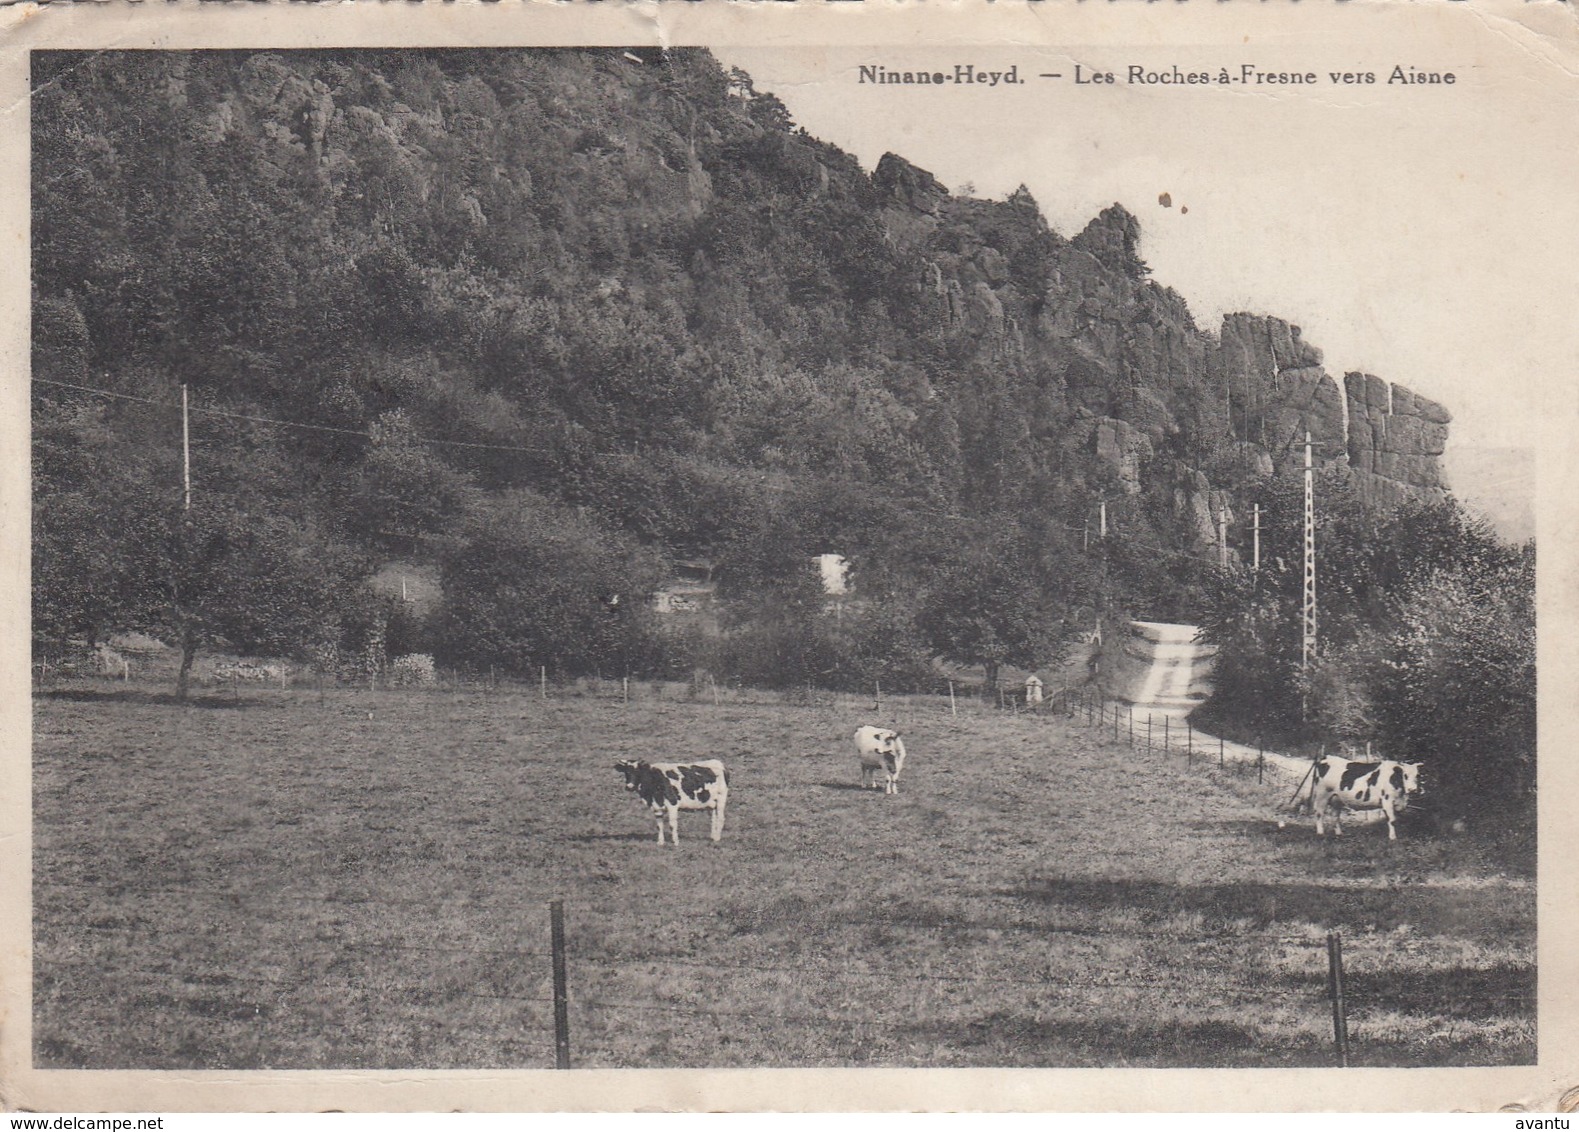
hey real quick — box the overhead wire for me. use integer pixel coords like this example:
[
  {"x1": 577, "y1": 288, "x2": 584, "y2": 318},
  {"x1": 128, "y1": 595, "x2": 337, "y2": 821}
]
[{"x1": 35, "y1": 377, "x2": 553, "y2": 456}]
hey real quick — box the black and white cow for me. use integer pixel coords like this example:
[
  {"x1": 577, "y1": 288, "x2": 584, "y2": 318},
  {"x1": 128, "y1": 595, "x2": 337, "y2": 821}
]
[
  {"x1": 854, "y1": 725, "x2": 907, "y2": 794},
  {"x1": 1310, "y1": 756, "x2": 1423, "y2": 841},
  {"x1": 614, "y1": 759, "x2": 729, "y2": 845}
]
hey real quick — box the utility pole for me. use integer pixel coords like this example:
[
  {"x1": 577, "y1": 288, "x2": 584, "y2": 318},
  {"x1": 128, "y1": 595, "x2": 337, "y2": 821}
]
[
  {"x1": 1253, "y1": 502, "x2": 1261, "y2": 572},
  {"x1": 1302, "y1": 431, "x2": 1317, "y2": 718},
  {"x1": 182, "y1": 383, "x2": 192, "y2": 512}
]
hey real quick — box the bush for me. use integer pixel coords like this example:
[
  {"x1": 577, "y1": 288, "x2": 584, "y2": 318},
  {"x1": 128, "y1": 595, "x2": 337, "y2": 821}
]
[
  {"x1": 434, "y1": 492, "x2": 664, "y2": 678},
  {"x1": 390, "y1": 653, "x2": 438, "y2": 686}
]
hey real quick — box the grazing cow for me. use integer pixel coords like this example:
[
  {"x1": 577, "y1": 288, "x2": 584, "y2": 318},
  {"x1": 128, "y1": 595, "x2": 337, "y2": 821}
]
[
  {"x1": 1310, "y1": 757, "x2": 1423, "y2": 841},
  {"x1": 854, "y1": 725, "x2": 907, "y2": 794},
  {"x1": 614, "y1": 759, "x2": 729, "y2": 845}
]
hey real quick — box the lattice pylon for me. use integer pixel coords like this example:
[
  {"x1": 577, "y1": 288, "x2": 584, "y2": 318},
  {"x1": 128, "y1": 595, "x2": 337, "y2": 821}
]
[{"x1": 1301, "y1": 431, "x2": 1317, "y2": 716}]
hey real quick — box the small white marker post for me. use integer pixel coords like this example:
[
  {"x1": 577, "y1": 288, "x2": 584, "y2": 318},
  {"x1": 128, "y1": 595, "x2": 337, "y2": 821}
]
[
  {"x1": 540, "y1": 665, "x2": 547, "y2": 701},
  {"x1": 948, "y1": 681, "x2": 956, "y2": 718}
]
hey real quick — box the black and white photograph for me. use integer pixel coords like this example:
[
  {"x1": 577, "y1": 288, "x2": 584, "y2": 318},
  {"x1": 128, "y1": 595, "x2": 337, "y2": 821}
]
[{"x1": 5, "y1": 0, "x2": 1576, "y2": 1114}]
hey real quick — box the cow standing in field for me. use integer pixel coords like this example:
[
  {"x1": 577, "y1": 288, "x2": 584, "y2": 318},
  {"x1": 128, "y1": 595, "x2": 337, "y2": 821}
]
[
  {"x1": 855, "y1": 726, "x2": 907, "y2": 794},
  {"x1": 614, "y1": 759, "x2": 729, "y2": 845},
  {"x1": 1310, "y1": 756, "x2": 1423, "y2": 841}
]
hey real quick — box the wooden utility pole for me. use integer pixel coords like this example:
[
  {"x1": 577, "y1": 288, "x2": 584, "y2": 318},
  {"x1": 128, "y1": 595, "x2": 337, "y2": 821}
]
[
  {"x1": 1252, "y1": 503, "x2": 1261, "y2": 572},
  {"x1": 181, "y1": 384, "x2": 192, "y2": 512},
  {"x1": 1302, "y1": 432, "x2": 1317, "y2": 718}
]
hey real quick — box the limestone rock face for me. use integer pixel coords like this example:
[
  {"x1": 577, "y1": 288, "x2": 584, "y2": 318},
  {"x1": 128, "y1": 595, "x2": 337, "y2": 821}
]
[
  {"x1": 874, "y1": 152, "x2": 948, "y2": 216},
  {"x1": 1092, "y1": 417, "x2": 1154, "y2": 494},
  {"x1": 871, "y1": 167, "x2": 1453, "y2": 536},
  {"x1": 1342, "y1": 372, "x2": 1451, "y2": 499},
  {"x1": 965, "y1": 280, "x2": 1005, "y2": 339},
  {"x1": 1072, "y1": 204, "x2": 1144, "y2": 276},
  {"x1": 1214, "y1": 314, "x2": 1344, "y2": 470}
]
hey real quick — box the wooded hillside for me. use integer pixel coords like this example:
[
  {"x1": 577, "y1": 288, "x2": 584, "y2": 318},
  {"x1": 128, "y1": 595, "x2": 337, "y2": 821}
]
[{"x1": 32, "y1": 47, "x2": 1477, "y2": 701}]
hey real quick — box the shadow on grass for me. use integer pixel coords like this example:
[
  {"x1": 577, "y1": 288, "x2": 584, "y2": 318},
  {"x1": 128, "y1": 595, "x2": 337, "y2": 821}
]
[
  {"x1": 900, "y1": 1009, "x2": 1532, "y2": 1067},
  {"x1": 1345, "y1": 962, "x2": 1535, "y2": 1020},
  {"x1": 900, "y1": 1012, "x2": 1320, "y2": 1068},
  {"x1": 1189, "y1": 817, "x2": 1292, "y2": 841},
  {"x1": 564, "y1": 832, "x2": 654, "y2": 843},
  {"x1": 37, "y1": 688, "x2": 271, "y2": 710},
  {"x1": 1001, "y1": 876, "x2": 1534, "y2": 938},
  {"x1": 817, "y1": 781, "x2": 870, "y2": 792}
]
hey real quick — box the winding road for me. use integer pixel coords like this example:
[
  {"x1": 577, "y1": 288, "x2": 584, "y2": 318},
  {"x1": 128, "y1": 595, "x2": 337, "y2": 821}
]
[{"x1": 1114, "y1": 620, "x2": 1313, "y2": 785}]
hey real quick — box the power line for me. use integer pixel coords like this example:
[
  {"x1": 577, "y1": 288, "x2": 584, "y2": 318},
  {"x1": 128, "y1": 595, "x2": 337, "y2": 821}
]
[{"x1": 35, "y1": 378, "x2": 553, "y2": 456}]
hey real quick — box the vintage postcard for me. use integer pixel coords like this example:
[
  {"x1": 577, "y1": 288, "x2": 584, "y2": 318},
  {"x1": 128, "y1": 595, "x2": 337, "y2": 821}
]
[{"x1": 2, "y1": 0, "x2": 1576, "y2": 1115}]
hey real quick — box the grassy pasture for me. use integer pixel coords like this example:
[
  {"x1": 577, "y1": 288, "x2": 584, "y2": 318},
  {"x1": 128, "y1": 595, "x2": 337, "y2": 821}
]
[{"x1": 33, "y1": 681, "x2": 1534, "y2": 1069}]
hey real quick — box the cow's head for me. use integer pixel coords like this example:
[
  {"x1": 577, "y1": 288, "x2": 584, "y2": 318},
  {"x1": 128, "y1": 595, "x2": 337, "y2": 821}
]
[
  {"x1": 614, "y1": 759, "x2": 644, "y2": 790},
  {"x1": 1387, "y1": 761, "x2": 1424, "y2": 802}
]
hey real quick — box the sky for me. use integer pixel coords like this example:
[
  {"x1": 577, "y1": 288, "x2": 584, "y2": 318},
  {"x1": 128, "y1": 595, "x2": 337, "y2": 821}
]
[{"x1": 717, "y1": 35, "x2": 1571, "y2": 542}]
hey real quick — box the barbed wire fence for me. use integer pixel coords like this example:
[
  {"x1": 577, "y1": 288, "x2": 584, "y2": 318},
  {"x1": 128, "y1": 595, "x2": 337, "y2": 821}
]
[{"x1": 31, "y1": 880, "x2": 1533, "y2": 1071}]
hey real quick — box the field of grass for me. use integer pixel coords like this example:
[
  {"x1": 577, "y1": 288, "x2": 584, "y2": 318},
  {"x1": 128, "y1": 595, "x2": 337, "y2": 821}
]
[{"x1": 32, "y1": 678, "x2": 1535, "y2": 1069}]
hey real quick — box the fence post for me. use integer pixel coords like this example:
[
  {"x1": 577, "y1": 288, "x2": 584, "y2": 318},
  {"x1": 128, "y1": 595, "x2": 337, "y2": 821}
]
[
  {"x1": 541, "y1": 665, "x2": 548, "y2": 701},
  {"x1": 1146, "y1": 713, "x2": 1153, "y2": 753},
  {"x1": 948, "y1": 680, "x2": 957, "y2": 717},
  {"x1": 1327, "y1": 931, "x2": 1350, "y2": 1067},
  {"x1": 1219, "y1": 735, "x2": 1224, "y2": 768},
  {"x1": 1258, "y1": 739, "x2": 1265, "y2": 783},
  {"x1": 1128, "y1": 706, "x2": 1134, "y2": 747},
  {"x1": 623, "y1": 676, "x2": 629, "y2": 705},
  {"x1": 1112, "y1": 705, "x2": 1119, "y2": 743},
  {"x1": 550, "y1": 900, "x2": 572, "y2": 1069}
]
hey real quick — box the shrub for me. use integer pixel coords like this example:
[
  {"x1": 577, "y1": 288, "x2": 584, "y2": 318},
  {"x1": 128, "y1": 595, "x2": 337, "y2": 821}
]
[{"x1": 390, "y1": 653, "x2": 438, "y2": 686}]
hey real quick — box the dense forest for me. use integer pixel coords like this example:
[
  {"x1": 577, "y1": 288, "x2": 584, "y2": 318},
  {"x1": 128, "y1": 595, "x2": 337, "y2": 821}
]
[{"x1": 31, "y1": 47, "x2": 1534, "y2": 814}]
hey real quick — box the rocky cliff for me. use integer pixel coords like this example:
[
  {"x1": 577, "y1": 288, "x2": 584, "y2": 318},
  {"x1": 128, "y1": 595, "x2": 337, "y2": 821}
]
[{"x1": 873, "y1": 152, "x2": 1450, "y2": 553}]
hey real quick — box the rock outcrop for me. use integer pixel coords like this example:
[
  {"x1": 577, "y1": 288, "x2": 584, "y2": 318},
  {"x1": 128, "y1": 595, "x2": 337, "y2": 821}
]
[
  {"x1": 1344, "y1": 372, "x2": 1451, "y2": 507},
  {"x1": 877, "y1": 156, "x2": 1452, "y2": 531}
]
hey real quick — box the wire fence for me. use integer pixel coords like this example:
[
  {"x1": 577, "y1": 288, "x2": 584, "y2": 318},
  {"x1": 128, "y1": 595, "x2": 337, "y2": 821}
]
[
  {"x1": 31, "y1": 881, "x2": 1535, "y2": 1070},
  {"x1": 31, "y1": 662, "x2": 1532, "y2": 1067}
]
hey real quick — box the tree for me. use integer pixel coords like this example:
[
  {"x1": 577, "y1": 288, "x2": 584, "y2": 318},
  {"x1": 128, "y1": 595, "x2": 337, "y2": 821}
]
[
  {"x1": 34, "y1": 464, "x2": 363, "y2": 698},
  {"x1": 33, "y1": 485, "x2": 168, "y2": 662},
  {"x1": 353, "y1": 408, "x2": 478, "y2": 552},
  {"x1": 157, "y1": 498, "x2": 366, "y2": 698},
  {"x1": 1371, "y1": 548, "x2": 1535, "y2": 815},
  {"x1": 1197, "y1": 483, "x2": 1535, "y2": 785},
  {"x1": 916, "y1": 529, "x2": 1071, "y2": 692},
  {"x1": 435, "y1": 492, "x2": 663, "y2": 678}
]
